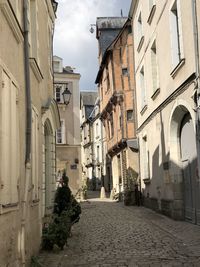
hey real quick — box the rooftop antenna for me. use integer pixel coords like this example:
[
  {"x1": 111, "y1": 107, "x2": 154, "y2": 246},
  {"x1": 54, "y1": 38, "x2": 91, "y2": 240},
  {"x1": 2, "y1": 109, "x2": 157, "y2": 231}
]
[{"x1": 121, "y1": 9, "x2": 123, "y2": 17}]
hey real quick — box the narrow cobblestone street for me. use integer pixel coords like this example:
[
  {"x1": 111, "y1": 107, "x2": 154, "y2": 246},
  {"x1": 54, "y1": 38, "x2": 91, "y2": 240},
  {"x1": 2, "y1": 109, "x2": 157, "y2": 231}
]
[{"x1": 38, "y1": 192, "x2": 200, "y2": 267}]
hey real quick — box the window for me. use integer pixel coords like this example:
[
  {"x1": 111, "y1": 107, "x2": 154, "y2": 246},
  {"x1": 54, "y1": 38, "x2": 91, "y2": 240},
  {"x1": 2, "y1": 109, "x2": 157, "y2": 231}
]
[
  {"x1": 108, "y1": 112, "x2": 114, "y2": 139},
  {"x1": 32, "y1": 107, "x2": 39, "y2": 200},
  {"x1": 30, "y1": 0, "x2": 39, "y2": 62},
  {"x1": 170, "y1": 0, "x2": 183, "y2": 68},
  {"x1": 56, "y1": 120, "x2": 65, "y2": 144},
  {"x1": 119, "y1": 108, "x2": 123, "y2": 129},
  {"x1": 106, "y1": 64, "x2": 110, "y2": 91},
  {"x1": 1, "y1": 69, "x2": 19, "y2": 205},
  {"x1": 55, "y1": 84, "x2": 70, "y2": 104},
  {"x1": 97, "y1": 145, "x2": 100, "y2": 162},
  {"x1": 137, "y1": 12, "x2": 143, "y2": 43},
  {"x1": 117, "y1": 154, "x2": 122, "y2": 184},
  {"x1": 48, "y1": 25, "x2": 53, "y2": 74},
  {"x1": 122, "y1": 67, "x2": 128, "y2": 76},
  {"x1": 147, "y1": 0, "x2": 156, "y2": 24},
  {"x1": 151, "y1": 40, "x2": 159, "y2": 93},
  {"x1": 140, "y1": 66, "x2": 146, "y2": 109},
  {"x1": 55, "y1": 85, "x2": 62, "y2": 103},
  {"x1": 96, "y1": 122, "x2": 99, "y2": 138},
  {"x1": 127, "y1": 110, "x2": 134, "y2": 121}
]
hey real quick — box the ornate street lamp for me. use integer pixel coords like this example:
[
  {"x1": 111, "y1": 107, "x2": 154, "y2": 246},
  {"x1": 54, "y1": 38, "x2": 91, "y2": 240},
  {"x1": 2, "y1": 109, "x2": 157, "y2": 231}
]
[{"x1": 62, "y1": 87, "x2": 71, "y2": 105}]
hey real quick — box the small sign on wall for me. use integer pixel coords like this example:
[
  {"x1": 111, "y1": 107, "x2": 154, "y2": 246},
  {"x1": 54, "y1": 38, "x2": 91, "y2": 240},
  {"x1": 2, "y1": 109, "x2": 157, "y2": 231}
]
[{"x1": 70, "y1": 164, "x2": 77, "y2": 170}]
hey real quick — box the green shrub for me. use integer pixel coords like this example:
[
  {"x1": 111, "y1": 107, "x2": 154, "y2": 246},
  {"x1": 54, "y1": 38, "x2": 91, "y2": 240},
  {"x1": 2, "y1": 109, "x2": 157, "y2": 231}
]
[
  {"x1": 42, "y1": 171, "x2": 81, "y2": 251},
  {"x1": 30, "y1": 256, "x2": 42, "y2": 267}
]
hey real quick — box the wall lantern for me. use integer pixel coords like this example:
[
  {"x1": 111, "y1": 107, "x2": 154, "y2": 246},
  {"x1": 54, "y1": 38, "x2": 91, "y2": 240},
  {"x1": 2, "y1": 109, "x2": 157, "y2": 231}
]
[
  {"x1": 89, "y1": 24, "x2": 96, "y2": 34},
  {"x1": 62, "y1": 87, "x2": 71, "y2": 105}
]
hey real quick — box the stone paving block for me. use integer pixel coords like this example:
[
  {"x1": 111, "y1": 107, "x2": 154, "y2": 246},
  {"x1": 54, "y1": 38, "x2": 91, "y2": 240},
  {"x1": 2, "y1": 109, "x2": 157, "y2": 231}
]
[{"x1": 37, "y1": 195, "x2": 200, "y2": 267}]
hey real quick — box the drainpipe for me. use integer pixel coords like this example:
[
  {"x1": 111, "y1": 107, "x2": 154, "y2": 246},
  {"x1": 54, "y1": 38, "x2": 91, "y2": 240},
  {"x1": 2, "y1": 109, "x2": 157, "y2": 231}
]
[
  {"x1": 21, "y1": 0, "x2": 32, "y2": 265},
  {"x1": 191, "y1": 0, "x2": 200, "y2": 186}
]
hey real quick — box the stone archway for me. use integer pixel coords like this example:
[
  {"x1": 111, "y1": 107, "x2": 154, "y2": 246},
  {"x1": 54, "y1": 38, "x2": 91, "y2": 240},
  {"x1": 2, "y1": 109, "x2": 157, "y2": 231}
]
[
  {"x1": 42, "y1": 119, "x2": 56, "y2": 216},
  {"x1": 169, "y1": 102, "x2": 197, "y2": 222},
  {"x1": 41, "y1": 99, "x2": 60, "y2": 217}
]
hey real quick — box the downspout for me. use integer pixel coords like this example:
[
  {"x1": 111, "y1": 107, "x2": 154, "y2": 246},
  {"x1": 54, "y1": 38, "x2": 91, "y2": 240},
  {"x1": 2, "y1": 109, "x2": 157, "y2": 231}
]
[
  {"x1": 192, "y1": 0, "x2": 200, "y2": 185},
  {"x1": 22, "y1": 0, "x2": 32, "y2": 265},
  {"x1": 192, "y1": 0, "x2": 200, "y2": 223}
]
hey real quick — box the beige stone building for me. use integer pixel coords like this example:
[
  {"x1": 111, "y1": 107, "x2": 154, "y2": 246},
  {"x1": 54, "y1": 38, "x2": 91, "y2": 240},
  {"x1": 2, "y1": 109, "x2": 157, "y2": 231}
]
[
  {"x1": 53, "y1": 56, "x2": 81, "y2": 194},
  {"x1": 80, "y1": 91, "x2": 98, "y2": 189},
  {"x1": 0, "y1": 0, "x2": 60, "y2": 266},
  {"x1": 130, "y1": 0, "x2": 200, "y2": 223}
]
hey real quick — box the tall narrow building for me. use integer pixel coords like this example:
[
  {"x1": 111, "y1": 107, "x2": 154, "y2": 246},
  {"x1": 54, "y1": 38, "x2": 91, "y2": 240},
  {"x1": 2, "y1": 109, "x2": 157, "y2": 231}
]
[
  {"x1": 53, "y1": 56, "x2": 81, "y2": 194},
  {"x1": 95, "y1": 17, "x2": 139, "y2": 198}
]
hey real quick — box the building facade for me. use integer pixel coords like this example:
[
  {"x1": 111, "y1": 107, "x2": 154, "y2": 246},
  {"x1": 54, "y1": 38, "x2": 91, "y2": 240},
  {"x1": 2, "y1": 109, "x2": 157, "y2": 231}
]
[
  {"x1": 0, "y1": 1, "x2": 60, "y2": 266},
  {"x1": 53, "y1": 56, "x2": 81, "y2": 194},
  {"x1": 95, "y1": 17, "x2": 139, "y2": 196},
  {"x1": 80, "y1": 92, "x2": 98, "y2": 190},
  {"x1": 130, "y1": 0, "x2": 200, "y2": 224}
]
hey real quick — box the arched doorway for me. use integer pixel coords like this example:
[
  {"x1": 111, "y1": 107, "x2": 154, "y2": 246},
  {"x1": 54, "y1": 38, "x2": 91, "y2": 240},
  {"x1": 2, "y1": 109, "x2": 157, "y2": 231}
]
[
  {"x1": 180, "y1": 113, "x2": 197, "y2": 223},
  {"x1": 169, "y1": 103, "x2": 198, "y2": 223},
  {"x1": 43, "y1": 119, "x2": 55, "y2": 216}
]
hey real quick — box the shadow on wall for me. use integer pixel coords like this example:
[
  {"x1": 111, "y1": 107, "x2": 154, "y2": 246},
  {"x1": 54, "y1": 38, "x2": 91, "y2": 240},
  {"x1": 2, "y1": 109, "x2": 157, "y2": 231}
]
[{"x1": 143, "y1": 110, "x2": 200, "y2": 224}]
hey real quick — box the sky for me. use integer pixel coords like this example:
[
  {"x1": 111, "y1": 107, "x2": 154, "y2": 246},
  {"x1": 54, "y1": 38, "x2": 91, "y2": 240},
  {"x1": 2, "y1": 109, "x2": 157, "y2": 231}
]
[{"x1": 53, "y1": 0, "x2": 132, "y2": 91}]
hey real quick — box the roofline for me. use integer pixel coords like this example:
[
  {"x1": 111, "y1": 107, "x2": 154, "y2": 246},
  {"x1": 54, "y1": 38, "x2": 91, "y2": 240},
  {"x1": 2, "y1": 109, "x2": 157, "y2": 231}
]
[
  {"x1": 95, "y1": 18, "x2": 131, "y2": 84},
  {"x1": 54, "y1": 71, "x2": 81, "y2": 76},
  {"x1": 128, "y1": 0, "x2": 138, "y2": 18}
]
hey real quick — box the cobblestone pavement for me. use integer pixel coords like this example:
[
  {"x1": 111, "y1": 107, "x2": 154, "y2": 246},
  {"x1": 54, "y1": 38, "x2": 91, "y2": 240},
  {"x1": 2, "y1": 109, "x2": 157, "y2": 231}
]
[{"x1": 38, "y1": 192, "x2": 200, "y2": 267}]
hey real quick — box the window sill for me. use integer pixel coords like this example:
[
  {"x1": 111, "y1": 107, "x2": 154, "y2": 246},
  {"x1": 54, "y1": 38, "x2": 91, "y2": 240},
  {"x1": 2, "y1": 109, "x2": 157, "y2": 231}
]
[
  {"x1": 30, "y1": 58, "x2": 43, "y2": 82},
  {"x1": 147, "y1": 5, "x2": 156, "y2": 24},
  {"x1": 0, "y1": 202, "x2": 19, "y2": 215},
  {"x1": 151, "y1": 88, "x2": 160, "y2": 100},
  {"x1": 137, "y1": 36, "x2": 144, "y2": 52},
  {"x1": 56, "y1": 143, "x2": 66, "y2": 145},
  {"x1": 170, "y1": 58, "x2": 185, "y2": 78},
  {"x1": 140, "y1": 104, "x2": 148, "y2": 115}
]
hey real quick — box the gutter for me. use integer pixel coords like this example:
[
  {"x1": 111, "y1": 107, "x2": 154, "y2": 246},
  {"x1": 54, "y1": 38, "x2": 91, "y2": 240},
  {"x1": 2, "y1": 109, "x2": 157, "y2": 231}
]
[
  {"x1": 21, "y1": 0, "x2": 32, "y2": 265},
  {"x1": 192, "y1": 0, "x2": 200, "y2": 191},
  {"x1": 24, "y1": 0, "x2": 32, "y2": 163}
]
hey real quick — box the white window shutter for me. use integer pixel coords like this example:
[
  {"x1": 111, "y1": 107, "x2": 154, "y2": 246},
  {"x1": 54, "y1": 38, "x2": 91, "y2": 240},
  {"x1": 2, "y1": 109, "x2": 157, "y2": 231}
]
[{"x1": 61, "y1": 120, "x2": 66, "y2": 144}]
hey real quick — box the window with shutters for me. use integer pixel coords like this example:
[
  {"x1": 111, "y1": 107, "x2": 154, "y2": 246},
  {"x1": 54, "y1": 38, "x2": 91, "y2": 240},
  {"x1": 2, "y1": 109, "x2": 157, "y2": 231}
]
[
  {"x1": 170, "y1": 0, "x2": 184, "y2": 69},
  {"x1": 137, "y1": 11, "x2": 144, "y2": 50},
  {"x1": 0, "y1": 68, "x2": 20, "y2": 206},
  {"x1": 56, "y1": 120, "x2": 65, "y2": 144},
  {"x1": 31, "y1": 107, "x2": 39, "y2": 200},
  {"x1": 30, "y1": 0, "x2": 39, "y2": 63},
  {"x1": 108, "y1": 112, "x2": 114, "y2": 139},
  {"x1": 151, "y1": 40, "x2": 159, "y2": 93},
  {"x1": 147, "y1": 0, "x2": 156, "y2": 24},
  {"x1": 127, "y1": 110, "x2": 134, "y2": 121},
  {"x1": 55, "y1": 85, "x2": 62, "y2": 103},
  {"x1": 140, "y1": 66, "x2": 146, "y2": 109}
]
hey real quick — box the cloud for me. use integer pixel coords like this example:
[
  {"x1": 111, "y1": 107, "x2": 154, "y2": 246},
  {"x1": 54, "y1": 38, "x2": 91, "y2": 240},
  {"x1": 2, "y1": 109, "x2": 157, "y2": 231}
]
[{"x1": 53, "y1": 0, "x2": 131, "y2": 91}]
